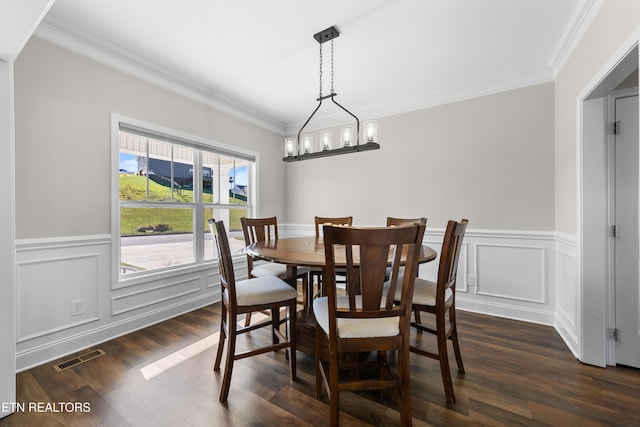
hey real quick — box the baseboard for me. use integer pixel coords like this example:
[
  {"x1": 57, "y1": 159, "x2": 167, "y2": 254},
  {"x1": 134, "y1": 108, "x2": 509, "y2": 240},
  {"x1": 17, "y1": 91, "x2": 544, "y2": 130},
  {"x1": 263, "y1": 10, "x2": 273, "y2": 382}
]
[{"x1": 457, "y1": 297, "x2": 555, "y2": 326}]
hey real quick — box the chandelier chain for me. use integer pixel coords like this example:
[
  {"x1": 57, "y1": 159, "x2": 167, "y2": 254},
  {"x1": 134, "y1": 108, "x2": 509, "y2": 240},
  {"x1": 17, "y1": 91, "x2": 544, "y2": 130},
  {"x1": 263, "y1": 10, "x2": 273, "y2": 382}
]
[
  {"x1": 319, "y1": 42, "x2": 323, "y2": 98},
  {"x1": 331, "y1": 39, "x2": 335, "y2": 94}
]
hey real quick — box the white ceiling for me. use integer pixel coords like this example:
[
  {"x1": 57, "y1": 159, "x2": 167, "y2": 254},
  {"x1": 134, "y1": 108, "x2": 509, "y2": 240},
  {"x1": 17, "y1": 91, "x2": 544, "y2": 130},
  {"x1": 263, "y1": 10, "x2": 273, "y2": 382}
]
[{"x1": 37, "y1": 0, "x2": 598, "y2": 134}]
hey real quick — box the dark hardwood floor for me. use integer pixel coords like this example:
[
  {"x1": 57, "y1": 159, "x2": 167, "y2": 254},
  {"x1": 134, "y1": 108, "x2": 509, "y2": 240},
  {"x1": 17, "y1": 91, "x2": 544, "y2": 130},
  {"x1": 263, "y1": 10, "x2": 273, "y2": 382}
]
[{"x1": 2, "y1": 304, "x2": 640, "y2": 426}]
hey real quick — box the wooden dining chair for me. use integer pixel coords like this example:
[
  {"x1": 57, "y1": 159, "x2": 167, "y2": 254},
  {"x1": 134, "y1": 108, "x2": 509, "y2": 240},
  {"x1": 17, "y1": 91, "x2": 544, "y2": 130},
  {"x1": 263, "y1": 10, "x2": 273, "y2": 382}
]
[
  {"x1": 391, "y1": 219, "x2": 468, "y2": 404},
  {"x1": 309, "y1": 216, "x2": 353, "y2": 301},
  {"x1": 387, "y1": 217, "x2": 427, "y2": 323},
  {"x1": 209, "y1": 219, "x2": 297, "y2": 402},
  {"x1": 241, "y1": 216, "x2": 310, "y2": 323},
  {"x1": 313, "y1": 223, "x2": 426, "y2": 426}
]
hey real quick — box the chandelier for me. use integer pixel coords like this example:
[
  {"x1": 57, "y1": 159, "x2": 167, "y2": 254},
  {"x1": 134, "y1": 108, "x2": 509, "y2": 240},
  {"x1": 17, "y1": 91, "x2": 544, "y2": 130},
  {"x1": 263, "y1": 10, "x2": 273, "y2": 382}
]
[{"x1": 283, "y1": 26, "x2": 380, "y2": 162}]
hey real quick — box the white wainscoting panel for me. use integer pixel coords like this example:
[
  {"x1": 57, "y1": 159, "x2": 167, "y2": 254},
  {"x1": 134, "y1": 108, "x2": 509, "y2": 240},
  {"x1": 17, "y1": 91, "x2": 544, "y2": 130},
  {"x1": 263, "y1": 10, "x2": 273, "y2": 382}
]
[
  {"x1": 111, "y1": 275, "x2": 202, "y2": 315},
  {"x1": 15, "y1": 235, "x2": 222, "y2": 371},
  {"x1": 16, "y1": 253, "x2": 101, "y2": 341},
  {"x1": 475, "y1": 243, "x2": 547, "y2": 303},
  {"x1": 459, "y1": 232, "x2": 555, "y2": 325},
  {"x1": 554, "y1": 233, "x2": 579, "y2": 358}
]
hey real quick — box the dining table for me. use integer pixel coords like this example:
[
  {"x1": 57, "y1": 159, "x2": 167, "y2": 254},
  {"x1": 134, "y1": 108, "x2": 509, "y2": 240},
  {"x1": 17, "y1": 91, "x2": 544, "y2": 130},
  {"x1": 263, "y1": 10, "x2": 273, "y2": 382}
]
[{"x1": 246, "y1": 235, "x2": 437, "y2": 354}]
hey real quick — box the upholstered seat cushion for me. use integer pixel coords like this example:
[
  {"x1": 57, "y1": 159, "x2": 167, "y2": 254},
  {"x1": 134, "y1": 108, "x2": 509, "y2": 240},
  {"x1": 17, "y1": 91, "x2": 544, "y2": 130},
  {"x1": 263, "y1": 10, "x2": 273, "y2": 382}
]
[
  {"x1": 313, "y1": 296, "x2": 399, "y2": 338},
  {"x1": 251, "y1": 262, "x2": 310, "y2": 279},
  {"x1": 390, "y1": 276, "x2": 452, "y2": 306},
  {"x1": 229, "y1": 276, "x2": 298, "y2": 306}
]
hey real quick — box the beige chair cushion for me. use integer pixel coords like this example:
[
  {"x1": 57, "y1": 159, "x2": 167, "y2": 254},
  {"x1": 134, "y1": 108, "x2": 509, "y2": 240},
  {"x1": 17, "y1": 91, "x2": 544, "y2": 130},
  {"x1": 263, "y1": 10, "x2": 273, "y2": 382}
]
[
  {"x1": 313, "y1": 296, "x2": 399, "y2": 338},
  {"x1": 228, "y1": 276, "x2": 298, "y2": 306},
  {"x1": 251, "y1": 262, "x2": 310, "y2": 279},
  {"x1": 391, "y1": 276, "x2": 453, "y2": 306}
]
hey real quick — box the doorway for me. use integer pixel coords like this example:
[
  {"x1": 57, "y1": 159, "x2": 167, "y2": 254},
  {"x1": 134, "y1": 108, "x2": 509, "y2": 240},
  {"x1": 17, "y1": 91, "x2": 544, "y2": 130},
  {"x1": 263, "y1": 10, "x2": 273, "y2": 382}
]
[{"x1": 581, "y1": 44, "x2": 639, "y2": 367}]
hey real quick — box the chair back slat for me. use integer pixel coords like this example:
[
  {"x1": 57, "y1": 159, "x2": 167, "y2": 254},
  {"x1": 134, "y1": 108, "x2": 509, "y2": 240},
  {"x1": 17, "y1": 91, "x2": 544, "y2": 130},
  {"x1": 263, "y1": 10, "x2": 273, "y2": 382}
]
[{"x1": 358, "y1": 244, "x2": 392, "y2": 311}]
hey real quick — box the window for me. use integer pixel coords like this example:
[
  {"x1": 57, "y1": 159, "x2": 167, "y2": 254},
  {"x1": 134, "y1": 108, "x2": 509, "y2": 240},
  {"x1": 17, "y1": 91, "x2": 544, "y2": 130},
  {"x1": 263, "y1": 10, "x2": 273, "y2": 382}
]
[{"x1": 115, "y1": 118, "x2": 255, "y2": 278}]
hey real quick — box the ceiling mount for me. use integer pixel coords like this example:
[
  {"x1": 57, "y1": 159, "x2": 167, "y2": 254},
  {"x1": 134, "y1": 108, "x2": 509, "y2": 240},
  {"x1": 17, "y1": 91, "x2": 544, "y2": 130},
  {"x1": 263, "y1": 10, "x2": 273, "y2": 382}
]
[{"x1": 313, "y1": 26, "x2": 340, "y2": 44}]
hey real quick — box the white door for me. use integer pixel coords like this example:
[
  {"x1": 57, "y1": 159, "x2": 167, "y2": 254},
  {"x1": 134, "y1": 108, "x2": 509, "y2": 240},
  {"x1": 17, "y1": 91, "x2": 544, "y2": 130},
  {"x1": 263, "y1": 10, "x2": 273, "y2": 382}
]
[{"x1": 614, "y1": 94, "x2": 640, "y2": 368}]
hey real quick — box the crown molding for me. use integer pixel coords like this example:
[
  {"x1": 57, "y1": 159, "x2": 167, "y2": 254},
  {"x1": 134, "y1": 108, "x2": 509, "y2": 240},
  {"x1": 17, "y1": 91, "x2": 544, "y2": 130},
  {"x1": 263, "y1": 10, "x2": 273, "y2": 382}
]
[
  {"x1": 36, "y1": 0, "x2": 599, "y2": 139},
  {"x1": 547, "y1": 0, "x2": 605, "y2": 77},
  {"x1": 35, "y1": 18, "x2": 286, "y2": 135},
  {"x1": 284, "y1": 63, "x2": 555, "y2": 135}
]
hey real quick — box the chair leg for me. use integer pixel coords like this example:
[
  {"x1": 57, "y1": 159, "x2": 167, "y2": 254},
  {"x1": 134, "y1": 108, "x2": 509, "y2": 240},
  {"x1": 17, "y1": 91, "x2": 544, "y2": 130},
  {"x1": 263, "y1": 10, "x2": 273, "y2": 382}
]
[
  {"x1": 398, "y1": 345, "x2": 413, "y2": 426},
  {"x1": 289, "y1": 302, "x2": 297, "y2": 381},
  {"x1": 272, "y1": 307, "x2": 280, "y2": 345},
  {"x1": 302, "y1": 274, "x2": 309, "y2": 309},
  {"x1": 436, "y1": 312, "x2": 455, "y2": 404},
  {"x1": 214, "y1": 303, "x2": 227, "y2": 371},
  {"x1": 244, "y1": 311, "x2": 252, "y2": 326},
  {"x1": 449, "y1": 308, "x2": 465, "y2": 374},
  {"x1": 329, "y1": 350, "x2": 340, "y2": 427},
  {"x1": 219, "y1": 313, "x2": 237, "y2": 403},
  {"x1": 414, "y1": 309, "x2": 422, "y2": 331},
  {"x1": 315, "y1": 326, "x2": 323, "y2": 399},
  {"x1": 302, "y1": 274, "x2": 308, "y2": 300}
]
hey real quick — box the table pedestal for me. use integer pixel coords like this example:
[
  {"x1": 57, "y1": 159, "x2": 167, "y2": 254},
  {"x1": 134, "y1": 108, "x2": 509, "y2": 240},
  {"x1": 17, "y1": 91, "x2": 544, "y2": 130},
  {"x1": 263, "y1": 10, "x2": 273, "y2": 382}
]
[
  {"x1": 296, "y1": 310, "x2": 317, "y2": 355},
  {"x1": 295, "y1": 309, "x2": 330, "y2": 360}
]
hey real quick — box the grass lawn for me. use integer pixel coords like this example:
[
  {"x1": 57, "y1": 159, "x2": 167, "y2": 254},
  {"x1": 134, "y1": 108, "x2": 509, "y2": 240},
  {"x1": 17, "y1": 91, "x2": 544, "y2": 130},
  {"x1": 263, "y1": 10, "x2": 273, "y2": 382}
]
[{"x1": 120, "y1": 174, "x2": 247, "y2": 235}]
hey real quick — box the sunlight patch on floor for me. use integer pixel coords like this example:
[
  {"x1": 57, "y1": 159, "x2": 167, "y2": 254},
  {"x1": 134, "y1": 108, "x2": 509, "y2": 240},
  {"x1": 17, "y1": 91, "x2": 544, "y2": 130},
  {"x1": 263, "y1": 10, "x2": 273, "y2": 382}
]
[{"x1": 139, "y1": 312, "x2": 270, "y2": 380}]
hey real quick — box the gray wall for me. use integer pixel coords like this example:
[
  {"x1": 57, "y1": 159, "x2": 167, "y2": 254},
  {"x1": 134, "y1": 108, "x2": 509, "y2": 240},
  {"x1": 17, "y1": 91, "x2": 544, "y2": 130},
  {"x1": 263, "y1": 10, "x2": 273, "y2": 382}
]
[
  {"x1": 555, "y1": 0, "x2": 640, "y2": 236},
  {"x1": 14, "y1": 37, "x2": 285, "y2": 239},
  {"x1": 285, "y1": 83, "x2": 555, "y2": 231}
]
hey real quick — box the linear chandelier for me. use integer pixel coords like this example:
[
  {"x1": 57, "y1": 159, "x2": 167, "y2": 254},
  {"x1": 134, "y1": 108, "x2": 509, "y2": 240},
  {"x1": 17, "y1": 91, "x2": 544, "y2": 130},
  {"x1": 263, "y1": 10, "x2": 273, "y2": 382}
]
[{"x1": 283, "y1": 25, "x2": 380, "y2": 162}]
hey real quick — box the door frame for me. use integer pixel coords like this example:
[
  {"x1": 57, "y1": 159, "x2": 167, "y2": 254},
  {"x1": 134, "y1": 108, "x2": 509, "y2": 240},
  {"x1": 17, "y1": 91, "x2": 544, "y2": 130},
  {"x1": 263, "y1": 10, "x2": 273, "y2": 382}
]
[{"x1": 579, "y1": 37, "x2": 639, "y2": 366}]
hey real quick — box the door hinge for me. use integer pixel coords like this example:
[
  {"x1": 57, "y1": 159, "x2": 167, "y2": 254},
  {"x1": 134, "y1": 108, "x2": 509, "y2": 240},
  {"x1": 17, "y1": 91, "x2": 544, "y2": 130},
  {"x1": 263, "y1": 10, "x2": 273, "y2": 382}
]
[
  {"x1": 610, "y1": 328, "x2": 618, "y2": 341},
  {"x1": 611, "y1": 225, "x2": 618, "y2": 238},
  {"x1": 612, "y1": 120, "x2": 621, "y2": 135}
]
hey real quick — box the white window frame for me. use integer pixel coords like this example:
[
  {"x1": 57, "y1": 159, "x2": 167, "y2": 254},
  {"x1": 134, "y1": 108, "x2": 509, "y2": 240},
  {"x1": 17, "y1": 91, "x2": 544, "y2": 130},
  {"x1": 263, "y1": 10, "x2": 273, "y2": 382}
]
[{"x1": 111, "y1": 114, "x2": 258, "y2": 287}]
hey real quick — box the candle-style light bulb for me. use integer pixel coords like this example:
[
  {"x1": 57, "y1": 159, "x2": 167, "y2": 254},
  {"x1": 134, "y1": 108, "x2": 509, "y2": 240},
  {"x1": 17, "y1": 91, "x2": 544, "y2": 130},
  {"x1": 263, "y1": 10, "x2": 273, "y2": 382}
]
[
  {"x1": 303, "y1": 135, "x2": 312, "y2": 153},
  {"x1": 365, "y1": 121, "x2": 377, "y2": 142},
  {"x1": 343, "y1": 128, "x2": 351, "y2": 146},
  {"x1": 285, "y1": 137, "x2": 295, "y2": 156},
  {"x1": 321, "y1": 131, "x2": 331, "y2": 150}
]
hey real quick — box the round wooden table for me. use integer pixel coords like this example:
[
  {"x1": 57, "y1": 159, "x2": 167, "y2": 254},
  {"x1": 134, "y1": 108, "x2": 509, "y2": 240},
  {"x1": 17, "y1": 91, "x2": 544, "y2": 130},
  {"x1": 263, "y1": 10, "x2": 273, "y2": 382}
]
[
  {"x1": 247, "y1": 235, "x2": 437, "y2": 284},
  {"x1": 247, "y1": 236, "x2": 437, "y2": 355}
]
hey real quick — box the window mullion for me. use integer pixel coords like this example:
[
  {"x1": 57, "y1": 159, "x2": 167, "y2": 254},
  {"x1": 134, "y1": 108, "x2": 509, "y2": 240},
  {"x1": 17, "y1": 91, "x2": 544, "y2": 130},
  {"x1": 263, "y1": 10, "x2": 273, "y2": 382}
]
[
  {"x1": 194, "y1": 150, "x2": 204, "y2": 262},
  {"x1": 170, "y1": 144, "x2": 175, "y2": 202}
]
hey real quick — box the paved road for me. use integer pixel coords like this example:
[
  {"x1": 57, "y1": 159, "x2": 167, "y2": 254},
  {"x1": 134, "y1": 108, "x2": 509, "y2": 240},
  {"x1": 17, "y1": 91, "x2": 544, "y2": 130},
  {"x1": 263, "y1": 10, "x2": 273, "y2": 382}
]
[{"x1": 120, "y1": 231, "x2": 245, "y2": 273}]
